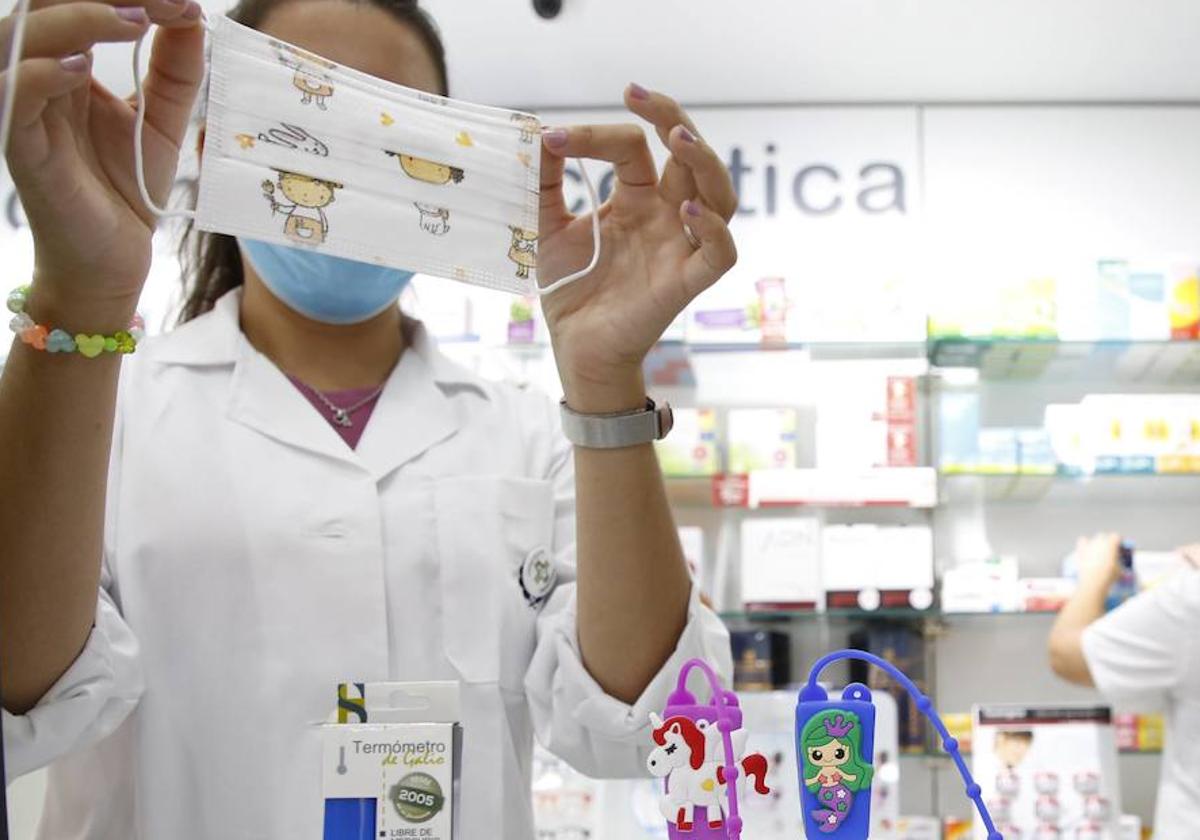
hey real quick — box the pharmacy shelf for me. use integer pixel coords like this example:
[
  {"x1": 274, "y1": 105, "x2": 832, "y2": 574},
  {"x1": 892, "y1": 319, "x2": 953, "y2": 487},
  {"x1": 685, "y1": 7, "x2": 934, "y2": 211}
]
[
  {"x1": 929, "y1": 336, "x2": 1200, "y2": 383},
  {"x1": 940, "y1": 469, "x2": 1200, "y2": 503},
  {"x1": 665, "y1": 468, "x2": 939, "y2": 509},
  {"x1": 718, "y1": 608, "x2": 1059, "y2": 623}
]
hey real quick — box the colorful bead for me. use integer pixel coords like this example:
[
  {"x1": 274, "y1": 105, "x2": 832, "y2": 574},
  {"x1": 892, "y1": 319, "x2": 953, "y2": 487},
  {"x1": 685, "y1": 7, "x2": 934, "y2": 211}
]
[
  {"x1": 6, "y1": 286, "x2": 29, "y2": 314},
  {"x1": 9, "y1": 312, "x2": 33, "y2": 333},
  {"x1": 113, "y1": 331, "x2": 136, "y2": 354},
  {"x1": 103, "y1": 336, "x2": 118, "y2": 353},
  {"x1": 74, "y1": 334, "x2": 107, "y2": 358},
  {"x1": 45, "y1": 329, "x2": 77, "y2": 353},
  {"x1": 20, "y1": 324, "x2": 48, "y2": 350}
]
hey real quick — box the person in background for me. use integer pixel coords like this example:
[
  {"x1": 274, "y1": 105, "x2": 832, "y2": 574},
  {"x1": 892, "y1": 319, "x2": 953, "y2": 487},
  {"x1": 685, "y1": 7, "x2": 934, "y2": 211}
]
[{"x1": 1048, "y1": 533, "x2": 1200, "y2": 840}]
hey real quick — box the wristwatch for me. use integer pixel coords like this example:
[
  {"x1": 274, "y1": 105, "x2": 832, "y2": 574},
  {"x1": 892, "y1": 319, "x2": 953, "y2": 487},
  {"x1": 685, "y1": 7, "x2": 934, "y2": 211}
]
[{"x1": 559, "y1": 398, "x2": 674, "y2": 449}]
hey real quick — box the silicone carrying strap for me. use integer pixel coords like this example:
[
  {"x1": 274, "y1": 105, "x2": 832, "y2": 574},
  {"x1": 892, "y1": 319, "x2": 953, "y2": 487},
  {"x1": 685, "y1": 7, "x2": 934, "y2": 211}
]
[
  {"x1": 127, "y1": 20, "x2": 599, "y2": 296},
  {"x1": 668, "y1": 658, "x2": 745, "y2": 840},
  {"x1": 802, "y1": 649, "x2": 1004, "y2": 840}
]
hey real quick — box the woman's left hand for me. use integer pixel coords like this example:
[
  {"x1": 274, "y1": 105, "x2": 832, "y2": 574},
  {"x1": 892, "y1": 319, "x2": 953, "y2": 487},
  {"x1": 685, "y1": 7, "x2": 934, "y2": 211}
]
[{"x1": 537, "y1": 84, "x2": 738, "y2": 412}]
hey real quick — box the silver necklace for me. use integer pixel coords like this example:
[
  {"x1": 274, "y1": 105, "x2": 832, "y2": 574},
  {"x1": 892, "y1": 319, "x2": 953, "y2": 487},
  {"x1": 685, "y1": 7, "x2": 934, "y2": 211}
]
[{"x1": 302, "y1": 382, "x2": 385, "y2": 428}]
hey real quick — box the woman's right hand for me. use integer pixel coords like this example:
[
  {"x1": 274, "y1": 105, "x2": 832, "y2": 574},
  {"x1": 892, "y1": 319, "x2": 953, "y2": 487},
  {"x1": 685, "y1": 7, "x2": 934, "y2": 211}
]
[{"x1": 2, "y1": 0, "x2": 204, "y2": 322}]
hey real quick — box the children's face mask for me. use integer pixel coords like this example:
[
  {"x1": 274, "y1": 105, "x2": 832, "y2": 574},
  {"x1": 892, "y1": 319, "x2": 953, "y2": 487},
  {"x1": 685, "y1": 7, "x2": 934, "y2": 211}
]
[{"x1": 131, "y1": 15, "x2": 600, "y2": 297}]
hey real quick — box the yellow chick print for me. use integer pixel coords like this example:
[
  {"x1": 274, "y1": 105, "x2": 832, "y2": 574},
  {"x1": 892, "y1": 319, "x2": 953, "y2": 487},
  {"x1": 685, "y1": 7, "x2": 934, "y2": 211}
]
[{"x1": 383, "y1": 150, "x2": 465, "y2": 185}]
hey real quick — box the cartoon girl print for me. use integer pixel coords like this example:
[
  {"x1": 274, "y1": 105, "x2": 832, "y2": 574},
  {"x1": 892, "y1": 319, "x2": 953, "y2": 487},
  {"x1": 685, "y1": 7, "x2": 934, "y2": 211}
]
[
  {"x1": 383, "y1": 149, "x2": 465, "y2": 185},
  {"x1": 261, "y1": 169, "x2": 342, "y2": 246},
  {"x1": 271, "y1": 40, "x2": 337, "y2": 109},
  {"x1": 801, "y1": 711, "x2": 874, "y2": 834},
  {"x1": 507, "y1": 227, "x2": 537, "y2": 280},
  {"x1": 511, "y1": 112, "x2": 541, "y2": 144},
  {"x1": 414, "y1": 203, "x2": 451, "y2": 236}
]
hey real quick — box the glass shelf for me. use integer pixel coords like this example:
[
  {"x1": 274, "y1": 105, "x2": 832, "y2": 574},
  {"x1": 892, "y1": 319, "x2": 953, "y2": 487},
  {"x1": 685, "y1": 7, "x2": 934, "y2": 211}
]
[
  {"x1": 940, "y1": 469, "x2": 1200, "y2": 503},
  {"x1": 718, "y1": 608, "x2": 1057, "y2": 623},
  {"x1": 929, "y1": 336, "x2": 1200, "y2": 383}
]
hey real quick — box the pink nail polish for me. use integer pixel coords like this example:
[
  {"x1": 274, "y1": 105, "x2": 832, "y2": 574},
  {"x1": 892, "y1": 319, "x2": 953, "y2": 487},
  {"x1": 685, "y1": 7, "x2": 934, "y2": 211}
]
[
  {"x1": 60, "y1": 53, "x2": 89, "y2": 73},
  {"x1": 678, "y1": 126, "x2": 697, "y2": 144},
  {"x1": 686, "y1": 200, "x2": 702, "y2": 218},
  {"x1": 182, "y1": 1, "x2": 203, "y2": 19},
  {"x1": 629, "y1": 82, "x2": 651, "y2": 100},
  {"x1": 116, "y1": 6, "x2": 149, "y2": 23},
  {"x1": 542, "y1": 128, "x2": 568, "y2": 148}
]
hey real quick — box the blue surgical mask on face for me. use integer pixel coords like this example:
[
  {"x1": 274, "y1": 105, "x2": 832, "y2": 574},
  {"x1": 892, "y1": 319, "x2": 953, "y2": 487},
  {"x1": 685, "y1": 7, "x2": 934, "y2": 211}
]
[{"x1": 240, "y1": 239, "x2": 414, "y2": 325}]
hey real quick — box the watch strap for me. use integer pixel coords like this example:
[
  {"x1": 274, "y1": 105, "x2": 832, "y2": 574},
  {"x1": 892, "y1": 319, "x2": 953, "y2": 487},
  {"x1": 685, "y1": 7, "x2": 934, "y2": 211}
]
[{"x1": 559, "y1": 398, "x2": 674, "y2": 449}]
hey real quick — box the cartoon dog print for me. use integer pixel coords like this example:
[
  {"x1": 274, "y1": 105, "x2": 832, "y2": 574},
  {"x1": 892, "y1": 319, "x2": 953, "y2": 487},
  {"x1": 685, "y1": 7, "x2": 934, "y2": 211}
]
[
  {"x1": 383, "y1": 149, "x2": 465, "y2": 185},
  {"x1": 262, "y1": 169, "x2": 341, "y2": 246},
  {"x1": 271, "y1": 40, "x2": 337, "y2": 109},
  {"x1": 511, "y1": 112, "x2": 541, "y2": 144},
  {"x1": 415, "y1": 203, "x2": 451, "y2": 236},
  {"x1": 507, "y1": 227, "x2": 537, "y2": 280}
]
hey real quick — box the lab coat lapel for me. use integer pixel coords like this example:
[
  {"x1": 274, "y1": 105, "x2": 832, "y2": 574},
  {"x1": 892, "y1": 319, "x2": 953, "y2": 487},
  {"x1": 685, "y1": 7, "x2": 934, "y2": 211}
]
[
  {"x1": 226, "y1": 336, "x2": 362, "y2": 468},
  {"x1": 354, "y1": 327, "x2": 463, "y2": 482}
]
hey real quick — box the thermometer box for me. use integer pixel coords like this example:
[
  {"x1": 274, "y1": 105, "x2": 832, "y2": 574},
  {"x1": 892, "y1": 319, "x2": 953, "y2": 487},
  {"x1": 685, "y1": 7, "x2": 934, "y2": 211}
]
[{"x1": 322, "y1": 682, "x2": 462, "y2": 840}]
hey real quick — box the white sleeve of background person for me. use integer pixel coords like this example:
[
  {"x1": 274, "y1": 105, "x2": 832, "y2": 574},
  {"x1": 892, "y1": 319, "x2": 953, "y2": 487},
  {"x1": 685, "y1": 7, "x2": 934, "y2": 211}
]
[
  {"x1": 1081, "y1": 569, "x2": 1199, "y2": 711},
  {"x1": 523, "y1": 400, "x2": 733, "y2": 778},
  {"x1": 1, "y1": 376, "x2": 146, "y2": 782}
]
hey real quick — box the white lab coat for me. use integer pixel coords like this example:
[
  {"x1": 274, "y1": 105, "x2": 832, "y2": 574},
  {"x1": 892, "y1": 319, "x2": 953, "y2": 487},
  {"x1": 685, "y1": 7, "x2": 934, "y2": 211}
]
[{"x1": 2, "y1": 289, "x2": 731, "y2": 839}]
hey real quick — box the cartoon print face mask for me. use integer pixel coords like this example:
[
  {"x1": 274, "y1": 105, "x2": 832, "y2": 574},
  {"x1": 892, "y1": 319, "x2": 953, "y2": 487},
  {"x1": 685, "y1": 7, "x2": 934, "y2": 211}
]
[{"x1": 131, "y1": 15, "x2": 600, "y2": 297}]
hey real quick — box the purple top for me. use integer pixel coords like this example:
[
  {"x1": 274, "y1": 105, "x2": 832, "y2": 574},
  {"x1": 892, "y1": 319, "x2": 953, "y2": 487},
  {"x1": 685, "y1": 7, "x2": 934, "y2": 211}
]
[{"x1": 287, "y1": 375, "x2": 383, "y2": 450}]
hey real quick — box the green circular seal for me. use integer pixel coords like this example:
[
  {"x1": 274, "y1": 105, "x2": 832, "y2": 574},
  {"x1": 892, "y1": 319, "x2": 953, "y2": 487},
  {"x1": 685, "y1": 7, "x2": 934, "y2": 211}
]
[{"x1": 389, "y1": 772, "x2": 444, "y2": 823}]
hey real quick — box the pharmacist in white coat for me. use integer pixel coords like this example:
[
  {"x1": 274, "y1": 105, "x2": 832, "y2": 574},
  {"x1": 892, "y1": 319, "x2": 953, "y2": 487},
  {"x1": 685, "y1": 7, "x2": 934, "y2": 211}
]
[
  {"x1": 1049, "y1": 534, "x2": 1200, "y2": 840},
  {"x1": 0, "y1": 1, "x2": 738, "y2": 837}
]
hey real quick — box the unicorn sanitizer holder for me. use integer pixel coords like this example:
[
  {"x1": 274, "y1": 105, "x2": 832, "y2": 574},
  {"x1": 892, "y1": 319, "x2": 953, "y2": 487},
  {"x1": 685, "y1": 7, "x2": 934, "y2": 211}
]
[
  {"x1": 647, "y1": 658, "x2": 772, "y2": 840},
  {"x1": 797, "y1": 649, "x2": 1006, "y2": 840}
]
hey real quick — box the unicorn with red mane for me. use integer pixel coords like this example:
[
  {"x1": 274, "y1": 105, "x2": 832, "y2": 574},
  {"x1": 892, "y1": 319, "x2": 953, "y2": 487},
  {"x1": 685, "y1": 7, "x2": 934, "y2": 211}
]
[{"x1": 647, "y1": 711, "x2": 771, "y2": 833}]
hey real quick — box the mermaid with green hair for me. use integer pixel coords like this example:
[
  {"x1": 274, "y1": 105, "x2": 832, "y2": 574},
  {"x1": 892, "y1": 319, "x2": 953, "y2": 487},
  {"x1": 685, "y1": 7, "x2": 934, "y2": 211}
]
[{"x1": 800, "y1": 710, "x2": 874, "y2": 833}]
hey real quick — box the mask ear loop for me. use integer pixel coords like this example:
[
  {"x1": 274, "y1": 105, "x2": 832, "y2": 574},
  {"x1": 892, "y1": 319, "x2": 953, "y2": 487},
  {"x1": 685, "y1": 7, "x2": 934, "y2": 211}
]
[
  {"x1": 131, "y1": 17, "x2": 210, "y2": 221},
  {"x1": 535, "y1": 157, "x2": 601, "y2": 297},
  {"x1": 0, "y1": 0, "x2": 36, "y2": 163}
]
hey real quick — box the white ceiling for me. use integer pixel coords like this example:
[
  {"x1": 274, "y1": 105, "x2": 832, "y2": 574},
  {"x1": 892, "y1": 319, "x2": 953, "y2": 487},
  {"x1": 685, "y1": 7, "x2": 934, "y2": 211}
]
[{"x1": 417, "y1": 0, "x2": 1200, "y2": 108}]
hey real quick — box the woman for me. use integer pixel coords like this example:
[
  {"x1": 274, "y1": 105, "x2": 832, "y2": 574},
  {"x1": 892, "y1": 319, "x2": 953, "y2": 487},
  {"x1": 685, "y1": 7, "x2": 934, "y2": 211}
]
[
  {"x1": 1049, "y1": 535, "x2": 1200, "y2": 840},
  {"x1": 0, "y1": 0, "x2": 739, "y2": 837}
]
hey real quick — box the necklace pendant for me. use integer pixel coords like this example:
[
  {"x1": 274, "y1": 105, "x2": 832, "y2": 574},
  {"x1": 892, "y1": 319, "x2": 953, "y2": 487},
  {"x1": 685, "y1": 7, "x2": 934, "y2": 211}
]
[{"x1": 332, "y1": 408, "x2": 353, "y2": 428}]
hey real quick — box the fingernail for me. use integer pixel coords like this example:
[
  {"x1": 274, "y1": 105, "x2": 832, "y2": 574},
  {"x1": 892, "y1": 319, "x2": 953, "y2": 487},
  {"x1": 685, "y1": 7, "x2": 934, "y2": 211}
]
[
  {"x1": 165, "y1": 0, "x2": 188, "y2": 5},
  {"x1": 677, "y1": 126, "x2": 697, "y2": 144},
  {"x1": 685, "y1": 200, "x2": 702, "y2": 217},
  {"x1": 629, "y1": 82, "x2": 651, "y2": 100},
  {"x1": 60, "y1": 53, "x2": 89, "y2": 73},
  {"x1": 182, "y1": 1, "x2": 202, "y2": 19},
  {"x1": 542, "y1": 127, "x2": 568, "y2": 149},
  {"x1": 116, "y1": 6, "x2": 149, "y2": 23}
]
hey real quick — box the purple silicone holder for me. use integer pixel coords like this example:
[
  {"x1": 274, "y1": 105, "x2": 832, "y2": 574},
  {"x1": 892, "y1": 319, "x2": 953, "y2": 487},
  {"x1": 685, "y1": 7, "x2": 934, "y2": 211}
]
[{"x1": 654, "y1": 658, "x2": 745, "y2": 840}]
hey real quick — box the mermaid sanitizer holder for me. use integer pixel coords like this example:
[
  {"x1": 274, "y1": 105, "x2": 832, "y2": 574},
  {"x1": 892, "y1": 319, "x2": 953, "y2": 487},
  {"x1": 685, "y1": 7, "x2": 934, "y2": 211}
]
[
  {"x1": 648, "y1": 658, "x2": 772, "y2": 840},
  {"x1": 797, "y1": 650, "x2": 1006, "y2": 840},
  {"x1": 796, "y1": 681, "x2": 877, "y2": 837}
]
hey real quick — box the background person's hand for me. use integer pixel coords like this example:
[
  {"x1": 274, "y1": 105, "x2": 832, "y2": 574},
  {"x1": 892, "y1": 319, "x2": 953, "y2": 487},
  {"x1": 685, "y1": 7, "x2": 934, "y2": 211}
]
[
  {"x1": 1075, "y1": 532, "x2": 1124, "y2": 590},
  {"x1": 2, "y1": 0, "x2": 205, "y2": 321},
  {"x1": 536, "y1": 84, "x2": 738, "y2": 412}
]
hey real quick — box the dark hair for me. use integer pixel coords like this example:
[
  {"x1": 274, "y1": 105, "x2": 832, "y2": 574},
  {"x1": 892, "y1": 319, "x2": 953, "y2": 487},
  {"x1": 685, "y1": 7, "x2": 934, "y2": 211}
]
[{"x1": 177, "y1": 0, "x2": 448, "y2": 324}]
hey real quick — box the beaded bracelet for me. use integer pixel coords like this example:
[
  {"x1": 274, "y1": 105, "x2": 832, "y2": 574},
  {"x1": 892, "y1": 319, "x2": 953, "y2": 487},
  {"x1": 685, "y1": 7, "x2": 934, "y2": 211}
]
[{"x1": 6, "y1": 286, "x2": 144, "y2": 357}]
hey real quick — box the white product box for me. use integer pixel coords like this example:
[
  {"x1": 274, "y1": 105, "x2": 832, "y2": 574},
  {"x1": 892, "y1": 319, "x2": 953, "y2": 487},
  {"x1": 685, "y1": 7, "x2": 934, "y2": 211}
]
[
  {"x1": 941, "y1": 557, "x2": 1021, "y2": 613},
  {"x1": 728, "y1": 409, "x2": 798, "y2": 473},
  {"x1": 740, "y1": 517, "x2": 821, "y2": 610},
  {"x1": 820, "y1": 524, "x2": 934, "y2": 609},
  {"x1": 972, "y1": 704, "x2": 1122, "y2": 840}
]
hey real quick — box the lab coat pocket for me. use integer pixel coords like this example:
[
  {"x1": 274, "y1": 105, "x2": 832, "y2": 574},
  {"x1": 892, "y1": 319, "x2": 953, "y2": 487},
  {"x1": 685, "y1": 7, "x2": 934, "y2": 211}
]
[{"x1": 435, "y1": 476, "x2": 555, "y2": 688}]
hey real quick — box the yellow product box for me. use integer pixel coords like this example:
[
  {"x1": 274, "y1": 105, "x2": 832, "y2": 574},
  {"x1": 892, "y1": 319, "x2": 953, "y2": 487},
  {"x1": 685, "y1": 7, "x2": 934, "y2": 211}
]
[
  {"x1": 1137, "y1": 713, "x2": 1165, "y2": 752},
  {"x1": 941, "y1": 712, "x2": 974, "y2": 754}
]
